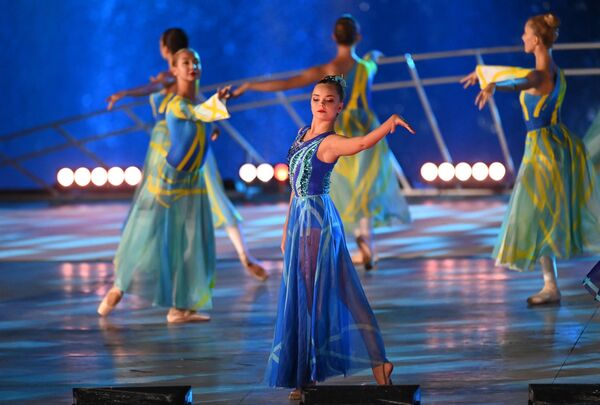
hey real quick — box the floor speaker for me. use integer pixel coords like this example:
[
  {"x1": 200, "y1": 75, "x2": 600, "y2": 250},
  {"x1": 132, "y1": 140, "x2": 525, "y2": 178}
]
[
  {"x1": 301, "y1": 384, "x2": 421, "y2": 405},
  {"x1": 72, "y1": 385, "x2": 192, "y2": 405},
  {"x1": 529, "y1": 384, "x2": 600, "y2": 404}
]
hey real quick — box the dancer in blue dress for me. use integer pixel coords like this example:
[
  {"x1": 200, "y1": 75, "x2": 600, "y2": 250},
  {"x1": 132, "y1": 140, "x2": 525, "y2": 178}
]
[
  {"x1": 267, "y1": 76, "x2": 415, "y2": 399},
  {"x1": 106, "y1": 28, "x2": 268, "y2": 281},
  {"x1": 462, "y1": 13, "x2": 600, "y2": 305},
  {"x1": 232, "y1": 15, "x2": 411, "y2": 270},
  {"x1": 98, "y1": 48, "x2": 231, "y2": 323}
]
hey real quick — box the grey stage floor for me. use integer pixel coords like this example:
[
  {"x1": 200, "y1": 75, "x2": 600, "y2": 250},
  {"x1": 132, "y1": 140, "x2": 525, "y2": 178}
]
[{"x1": 1, "y1": 197, "x2": 600, "y2": 404}]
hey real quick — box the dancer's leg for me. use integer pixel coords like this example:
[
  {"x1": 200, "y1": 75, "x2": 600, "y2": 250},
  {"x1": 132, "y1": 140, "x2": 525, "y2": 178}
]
[
  {"x1": 355, "y1": 217, "x2": 374, "y2": 270},
  {"x1": 225, "y1": 225, "x2": 268, "y2": 281},
  {"x1": 527, "y1": 255, "x2": 561, "y2": 305}
]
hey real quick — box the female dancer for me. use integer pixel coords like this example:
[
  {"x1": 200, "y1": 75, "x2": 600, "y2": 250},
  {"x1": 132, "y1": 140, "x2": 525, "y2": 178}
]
[
  {"x1": 107, "y1": 28, "x2": 267, "y2": 281},
  {"x1": 98, "y1": 48, "x2": 231, "y2": 322},
  {"x1": 268, "y1": 75, "x2": 415, "y2": 399},
  {"x1": 462, "y1": 13, "x2": 600, "y2": 305},
  {"x1": 232, "y1": 15, "x2": 411, "y2": 270}
]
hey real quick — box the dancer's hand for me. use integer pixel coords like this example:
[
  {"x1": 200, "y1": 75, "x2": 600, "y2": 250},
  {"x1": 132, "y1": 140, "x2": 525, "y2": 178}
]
[
  {"x1": 460, "y1": 70, "x2": 479, "y2": 89},
  {"x1": 150, "y1": 71, "x2": 172, "y2": 85},
  {"x1": 210, "y1": 127, "x2": 220, "y2": 141},
  {"x1": 230, "y1": 83, "x2": 250, "y2": 99},
  {"x1": 217, "y1": 85, "x2": 232, "y2": 100},
  {"x1": 106, "y1": 92, "x2": 125, "y2": 110},
  {"x1": 475, "y1": 84, "x2": 495, "y2": 110},
  {"x1": 389, "y1": 114, "x2": 416, "y2": 134}
]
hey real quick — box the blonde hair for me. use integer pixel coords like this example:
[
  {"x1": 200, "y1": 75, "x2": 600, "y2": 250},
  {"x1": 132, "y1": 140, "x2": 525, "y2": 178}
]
[
  {"x1": 528, "y1": 13, "x2": 560, "y2": 48},
  {"x1": 171, "y1": 48, "x2": 200, "y2": 67}
]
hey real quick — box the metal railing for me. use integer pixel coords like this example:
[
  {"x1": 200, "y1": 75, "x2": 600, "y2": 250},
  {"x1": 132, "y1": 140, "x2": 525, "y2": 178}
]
[{"x1": 2, "y1": 42, "x2": 599, "y2": 196}]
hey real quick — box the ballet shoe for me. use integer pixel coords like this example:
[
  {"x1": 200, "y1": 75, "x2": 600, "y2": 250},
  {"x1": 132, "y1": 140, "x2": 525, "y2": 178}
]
[
  {"x1": 241, "y1": 255, "x2": 268, "y2": 281},
  {"x1": 288, "y1": 389, "x2": 302, "y2": 400},
  {"x1": 374, "y1": 362, "x2": 394, "y2": 385},
  {"x1": 166, "y1": 308, "x2": 211, "y2": 323},
  {"x1": 356, "y1": 236, "x2": 374, "y2": 270},
  {"x1": 526, "y1": 290, "x2": 561, "y2": 306},
  {"x1": 97, "y1": 287, "x2": 123, "y2": 317}
]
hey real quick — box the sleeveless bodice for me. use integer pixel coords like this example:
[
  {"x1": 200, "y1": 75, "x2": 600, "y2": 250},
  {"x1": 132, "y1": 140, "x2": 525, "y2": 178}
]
[{"x1": 287, "y1": 126, "x2": 336, "y2": 197}]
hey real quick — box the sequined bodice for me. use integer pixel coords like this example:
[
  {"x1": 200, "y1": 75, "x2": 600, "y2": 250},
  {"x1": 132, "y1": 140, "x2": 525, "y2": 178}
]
[
  {"x1": 519, "y1": 68, "x2": 565, "y2": 132},
  {"x1": 287, "y1": 126, "x2": 336, "y2": 197}
]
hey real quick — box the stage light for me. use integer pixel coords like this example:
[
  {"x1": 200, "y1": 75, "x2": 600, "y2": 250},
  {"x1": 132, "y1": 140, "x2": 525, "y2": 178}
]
[
  {"x1": 57, "y1": 168, "x2": 74, "y2": 187},
  {"x1": 90, "y1": 167, "x2": 108, "y2": 186},
  {"x1": 420, "y1": 162, "x2": 438, "y2": 182},
  {"x1": 273, "y1": 163, "x2": 289, "y2": 182},
  {"x1": 239, "y1": 163, "x2": 257, "y2": 183},
  {"x1": 256, "y1": 163, "x2": 274, "y2": 182},
  {"x1": 454, "y1": 162, "x2": 472, "y2": 182},
  {"x1": 74, "y1": 167, "x2": 91, "y2": 187},
  {"x1": 107, "y1": 167, "x2": 125, "y2": 186},
  {"x1": 489, "y1": 162, "x2": 506, "y2": 181},
  {"x1": 438, "y1": 162, "x2": 455, "y2": 182},
  {"x1": 124, "y1": 166, "x2": 142, "y2": 186},
  {"x1": 472, "y1": 162, "x2": 489, "y2": 181}
]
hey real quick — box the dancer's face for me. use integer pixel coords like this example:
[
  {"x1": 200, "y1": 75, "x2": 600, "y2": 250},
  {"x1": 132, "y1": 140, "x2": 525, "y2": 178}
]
[
  {"x1": 522, "y1": 23, "x2": 540, "y2": 53},
  {"x1": 311, "y1": 84, "x2": 343, "y2": 122},
  {"x1": 172, "y1": 51, "x2": 201, "y2": 83}
]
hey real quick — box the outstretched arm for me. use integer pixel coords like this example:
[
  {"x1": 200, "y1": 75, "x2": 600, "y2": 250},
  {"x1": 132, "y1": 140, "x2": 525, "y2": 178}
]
[
  {"x1": 461, "y1": 65, "x2": 540, "y2": 110},
  {"x1": 106, "y1": 73, "x2": 175, "y2": 110},
  {"x1": 319, "y1": 114, "x2": 415, "y2": 162},
  {"x1": 473, "y1": 71, "x2": 544, "y2": 110},
  {"x1": 232, "y1": 65, "x2": 326, "y2": 98}
]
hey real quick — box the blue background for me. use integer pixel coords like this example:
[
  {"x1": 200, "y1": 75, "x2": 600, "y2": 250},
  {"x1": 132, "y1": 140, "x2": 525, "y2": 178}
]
[{"x1": 1, "y1": 0, "x2": 599, "y2": 190}]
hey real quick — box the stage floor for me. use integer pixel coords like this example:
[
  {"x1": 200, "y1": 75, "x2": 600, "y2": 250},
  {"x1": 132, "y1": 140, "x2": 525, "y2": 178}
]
[{"x1": 1, "y1": 197, "x2": 600, "y2": 404}]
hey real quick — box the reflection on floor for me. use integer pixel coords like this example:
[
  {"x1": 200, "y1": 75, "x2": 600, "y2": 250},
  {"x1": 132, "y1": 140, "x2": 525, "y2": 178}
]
[{"x1": 1, "y1": 197, "x2": 599, "y2": 404}]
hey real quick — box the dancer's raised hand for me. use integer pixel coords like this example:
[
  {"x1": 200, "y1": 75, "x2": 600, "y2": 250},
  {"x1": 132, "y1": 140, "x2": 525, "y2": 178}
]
[
  {"x1": 217, "y1": 85, "x2": 232, "y2": 100},
  {"x1": 460, "y1": 70, "x2": 479, "y2": 89},
  {"x1": 389, "y1": 114, "x2": 416, "y2": 134},
  {"x1": 475, "y1": 84, "x2": 496, "y2": 110},
  {"x1": 106, "y1": 92, "x2": 125, "y2": 111}
]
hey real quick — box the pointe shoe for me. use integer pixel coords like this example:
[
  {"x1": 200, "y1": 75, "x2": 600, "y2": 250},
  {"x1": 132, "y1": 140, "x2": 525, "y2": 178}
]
[
  {"x1": 356, "y1": 236, "x2": 374, "y2": 271},
  {"x1": 241, "y1": 256, "x2": 268, "y2": 281},
  {"x1": 526, "y1": 290, "x2": 561, "y2": 306},
  {"x1": 97, "y1": 287, "x2": 123, "y2": 317},
  {"x1": 166, "y1": 308, "x2": 211, "y2": 323},
  {"x1": 288, "y1": 389, "x2": 302, "y2": 400}
]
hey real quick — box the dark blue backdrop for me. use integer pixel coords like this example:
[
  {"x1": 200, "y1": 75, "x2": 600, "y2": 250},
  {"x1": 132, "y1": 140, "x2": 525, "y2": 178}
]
[{"x1": 1, "y1": 0, "x2": 599, "y2": 190}]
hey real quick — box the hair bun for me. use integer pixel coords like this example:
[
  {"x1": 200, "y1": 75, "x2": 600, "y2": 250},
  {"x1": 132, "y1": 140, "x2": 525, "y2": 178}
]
[{"x1": 544, "y1": 13, "x2": 560, "y2": 29}]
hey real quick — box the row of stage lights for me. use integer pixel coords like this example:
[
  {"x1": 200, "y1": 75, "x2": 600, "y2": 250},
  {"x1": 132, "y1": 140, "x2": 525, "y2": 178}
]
[
  {"x1": 420, "y1": 162, "x2": 506, "y2": 183},
  {"x1": 238, "y1": 163, "x2": 289, "y2": 183},
  {"x1": 57, "y1": 167, "x2": 142, "y2": 188}
]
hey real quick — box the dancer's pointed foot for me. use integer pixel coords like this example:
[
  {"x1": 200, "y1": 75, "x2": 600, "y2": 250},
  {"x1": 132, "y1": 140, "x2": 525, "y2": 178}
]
[
  {"x1": 373, "y1": 362, "x2": 394, "y2": 385},
  {"x1": 288, "y1": 389, "x2": 302, "y2": 400},
  {"x1": 166, "y1": 308, "x2": 211, "y2": 323},
  {"x1": 527, "y1": 288, "x2": 561, "y2": 306},
  {"x1": 356, "y1": 236, "x2": 374, "y2": 270},
  {"x1": 241, "y1": 255, "x2": 268, "y2": 281},
  {"x1": 97, "y1": 287, "x2": 123, "y2": 317}
]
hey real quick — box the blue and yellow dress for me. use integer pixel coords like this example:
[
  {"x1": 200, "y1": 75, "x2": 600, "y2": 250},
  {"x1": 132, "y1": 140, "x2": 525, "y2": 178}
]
[
  {"x1": 475, "y1": 65, "x2": 600, "y2": 272},
  {"x1": 113, "y1": 94, "x2": 226, "y2": 310},
  {"x1": 329, "y1": 55, "x2": 411, "y2": 232},
  {"x1": 583, "y1": 110, "x2": 600, "y2": 170},
  {"x1": 266, "y1": 126, "x2": 388, "y2": 388},
  {"x1": 147, "y1": 91, "x2": 242, "y2": 229}
]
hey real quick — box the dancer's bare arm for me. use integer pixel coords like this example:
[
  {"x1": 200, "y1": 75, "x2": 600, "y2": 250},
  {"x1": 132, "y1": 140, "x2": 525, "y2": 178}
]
[
  {"x1": 232, "y1": 65, "x2": 328, "y2": 98},
  {"x1": 106, "y1": 75, "x2": 176, "y2": 110},
  {"x1": 318, "y1": 114, "x2": 415, "y2": 162}
]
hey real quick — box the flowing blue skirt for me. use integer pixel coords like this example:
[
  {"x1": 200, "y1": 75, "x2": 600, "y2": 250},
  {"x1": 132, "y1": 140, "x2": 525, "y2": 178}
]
[
  {"x1": 266, "y1": 194, "x2": 387, "y2": 388},
  {"x1": 114, "y1": 159, "x2": 215, "y2": 310}
]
